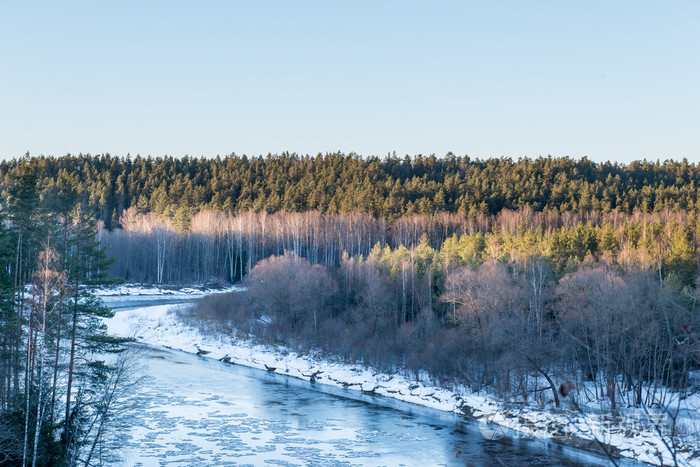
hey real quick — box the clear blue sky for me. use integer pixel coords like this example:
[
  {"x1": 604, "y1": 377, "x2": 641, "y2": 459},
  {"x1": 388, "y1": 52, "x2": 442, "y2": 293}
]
[{"x1": 1, "y1": 1, "x2": 699, "y2": 164}]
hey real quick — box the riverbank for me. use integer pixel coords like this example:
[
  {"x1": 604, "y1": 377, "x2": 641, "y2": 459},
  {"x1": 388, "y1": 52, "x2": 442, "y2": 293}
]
[{"x1": 101, "y1": 289, "x2": 698, "y2": 466}]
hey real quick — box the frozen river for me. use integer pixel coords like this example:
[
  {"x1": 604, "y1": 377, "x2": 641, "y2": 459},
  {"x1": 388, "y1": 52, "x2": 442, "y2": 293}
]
[{"x1": 107, "y1": 299, "x2": 631, "y2": 466}]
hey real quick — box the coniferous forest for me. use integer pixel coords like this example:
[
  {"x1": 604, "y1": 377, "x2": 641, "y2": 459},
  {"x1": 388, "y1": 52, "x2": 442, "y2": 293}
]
[
  {"x1": 2, "y1": 153, "x2": 699, "y2": 227},
  {"x1": 0, "y1": 168, "x2": 130, "y2": 465},
  {"x1": 1, "y1": 153, "x2": 700, "y2": 463}
]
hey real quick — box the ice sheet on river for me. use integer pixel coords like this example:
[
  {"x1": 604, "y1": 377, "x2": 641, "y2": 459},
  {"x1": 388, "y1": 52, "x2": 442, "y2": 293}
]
[{"x1": 112, "y1": 345, "x2": 606, "y2": 466}]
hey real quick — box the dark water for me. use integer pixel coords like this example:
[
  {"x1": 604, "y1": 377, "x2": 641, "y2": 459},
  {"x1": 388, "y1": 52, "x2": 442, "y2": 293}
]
[{"x1": 108, "y1": 300, "x2": 635, "y2": 466}]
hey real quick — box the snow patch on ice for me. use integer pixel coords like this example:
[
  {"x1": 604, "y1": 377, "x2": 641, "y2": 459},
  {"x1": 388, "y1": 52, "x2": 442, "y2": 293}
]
[{"x1": 93, "y1": 284, "x2": 242, "y2": 297}]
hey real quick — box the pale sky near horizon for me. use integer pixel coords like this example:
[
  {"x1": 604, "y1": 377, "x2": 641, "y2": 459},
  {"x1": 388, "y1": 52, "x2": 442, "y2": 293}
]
[{"x1": 1, "y1": 1, "x2": 699, "y2": 164}]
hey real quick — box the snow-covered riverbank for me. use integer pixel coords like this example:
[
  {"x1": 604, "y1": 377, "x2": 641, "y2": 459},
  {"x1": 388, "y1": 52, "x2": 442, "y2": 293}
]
[{"x1": 101, "y1": 289, "x2": 698, "y2": 466}]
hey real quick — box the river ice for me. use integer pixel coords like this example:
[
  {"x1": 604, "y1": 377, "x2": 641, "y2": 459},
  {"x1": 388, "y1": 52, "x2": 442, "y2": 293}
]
[{"x1": 111, "y1": 345, "x2": 603, "y2": 466}]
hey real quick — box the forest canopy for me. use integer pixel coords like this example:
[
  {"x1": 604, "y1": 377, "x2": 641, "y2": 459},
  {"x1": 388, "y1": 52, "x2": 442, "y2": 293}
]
[
  {"x1": 0, "y1": 153, "x2": 698, "y2": 230},
  {"x1": 2, "y1": 153, "x2": 698, "y2": 289}
]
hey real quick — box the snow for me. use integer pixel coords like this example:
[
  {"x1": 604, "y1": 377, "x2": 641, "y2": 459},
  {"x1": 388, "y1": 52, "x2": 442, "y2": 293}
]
[
  {"x1": 102, "y1": 289, "x2": 699, "y2": 466},
  {"x1": 94, "y1": 284, "x2": 242, "y2": 299}
]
